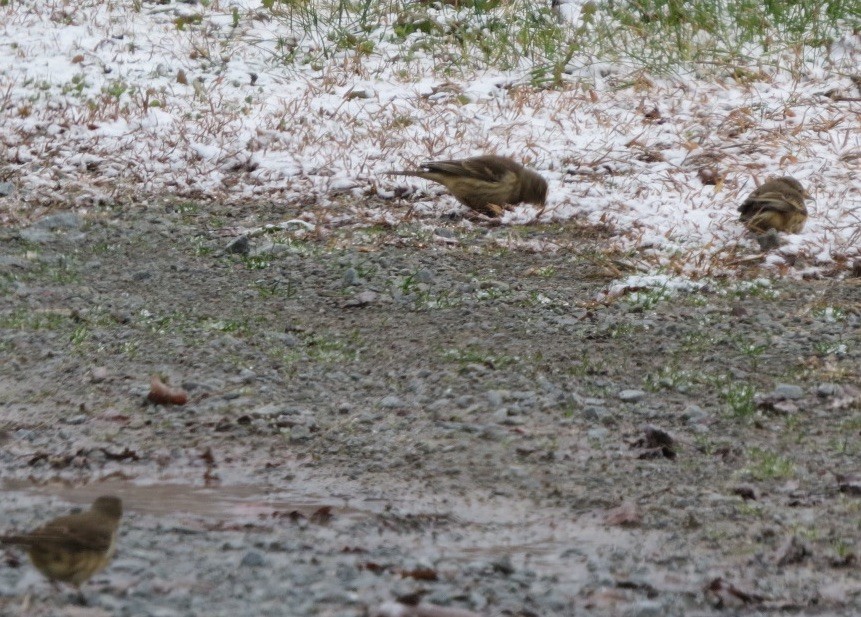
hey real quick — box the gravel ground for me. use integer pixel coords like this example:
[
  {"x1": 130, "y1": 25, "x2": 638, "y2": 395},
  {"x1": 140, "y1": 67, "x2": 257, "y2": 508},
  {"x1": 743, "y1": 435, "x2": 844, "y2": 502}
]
[{"x1": 1, "y1": 201, "x2": 860, "y2": 617}]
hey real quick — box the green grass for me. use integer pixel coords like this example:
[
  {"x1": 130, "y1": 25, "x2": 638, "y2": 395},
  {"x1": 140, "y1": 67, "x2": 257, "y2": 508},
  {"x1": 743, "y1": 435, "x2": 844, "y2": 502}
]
[
  {"x1": 257, "y1": 0, "x2": 853, "y2": 79},
  {"x1": 744, "y1": 447, "x2": 795, "y2": 480},
  {"x1": 720, "y1": 379, "x2": 757, "y2": 418}
]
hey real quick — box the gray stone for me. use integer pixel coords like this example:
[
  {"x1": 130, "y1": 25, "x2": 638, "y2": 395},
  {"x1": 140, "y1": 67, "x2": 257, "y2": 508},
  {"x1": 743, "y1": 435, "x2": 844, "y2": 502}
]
[
  {"x1": 0, "y1": 181, "x2": 13, "y2": 196},
  {"x1": 240, "y1": 551, "x2": 265, "y2": 568},
  {"x1": 33, "y1": 212, "x2": 83, "y2": 230},
  {"x1": 683, "y1": 405, "x2": 708, "y2": 424},
  {"x1": 618, "y1": 389, "x2": 646, "y2": 402},
  {"x1": 624, "y1": 600, "x2": 664, "y2": 617},
  {"x1": 344, "y1": 290, "x2": 377, "y2": 307},
  {"x1": 773, "y1": 383, "x2": 804, "y2": 400},
  {"x1": 343, "y1": 267, "x2": 360, "y2": 286},
  {"x1": 583, "y1": 405, "x2": 611, "y2": 422},
  {"x1": 380, "y1": 395, "x2": 404, "y2": 408},
  {"x1": 225, "y1": 235, "x2": 250, "y2": 255},
  {"x1": 18, "y1": 228, "x2": 53, "y2": 243},
  {"x1": 816, "y1": 383, "x2": 841, "y2": 397},
  {"x1": 415, "y1": 268, "x2": 435, "y2": 284},
  {"x1": 288, "y1": 425, "x2": 312, "y2": 442},
  {"x1": 587, "y1": 427, "x2": 608, "y2": 441}
]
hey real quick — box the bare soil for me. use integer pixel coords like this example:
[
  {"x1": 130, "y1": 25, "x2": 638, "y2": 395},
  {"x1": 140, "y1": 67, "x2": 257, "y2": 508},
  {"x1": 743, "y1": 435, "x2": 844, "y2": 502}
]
[{"x1": 1, "y1": 201, "x2": 860, "y2": 616}]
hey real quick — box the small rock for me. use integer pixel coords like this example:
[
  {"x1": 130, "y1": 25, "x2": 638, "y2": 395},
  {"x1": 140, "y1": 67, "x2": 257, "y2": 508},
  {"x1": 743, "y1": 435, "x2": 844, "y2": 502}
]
[
  {"x1": 491, "y1": 555, "x2": 515, "y2": 575},
  {"x1": 379, "y1": 395, "x2": 404, "y2": 409},
  {"x1": 239, "y1": 551, "x2": 265, "y2": 568},
  {"x1": 624, "y1": 600, "x2": 664, "y2": 617},
  {"x1": 0, "y1": 181, "x2": 14, "y2": 197},
  {"x1": 485, "y1": 390, "x2": 506, "y2": 407},
  {"x1": 225, "y1": 235, "x2": 250, "y2": 255},
  {"x1": 289, "y1": 425, "x2": 312, "y2": 442},
  {"x1": 583, "y1": 406, "x2": 611, "y2": 423},
  {"x1": 587, "y1": 427, "x2": 608, "y2": 441},
  {"x1": 415, "y1": 268, "x2": 435, "y2": 284},
  {"x1": 434, "y1": 227, "x2": 455, "y2": 239},
  {"x1": 344, "y1": 290, "x2": 377, "y2": 307},
  {"x1": 33, "y1": 212, "x2": 83, "y2": 231},
  {"x1": 683, "y1": 405, "x2": 708, "y2": 424},
  {"x1": 618, "y1": 389, "x2": 646, "y2": 402},
  {"x1": 773, "y1": 384, "x2": 804, "y2": 400},
  {"x1": 816, "y1": 383, "x2": 842, "y2": 397},
  {"x1": 343, "y1": 267, "x2": 361, "y2": 286}
]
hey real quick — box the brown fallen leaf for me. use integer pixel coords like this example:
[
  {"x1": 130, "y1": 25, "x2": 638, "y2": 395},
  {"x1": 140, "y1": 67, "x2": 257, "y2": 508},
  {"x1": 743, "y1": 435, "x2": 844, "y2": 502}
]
[
  {"x1": 836, "y1": 474, "x2": 861, "y2": 496},
  {"x1": 147, "y1": 375, "x2": 188, "y2": 405},
  {"x1": 732, "y1": 485, "x2": 757, "y2": 500},
  {"x1": 399, "y1": 567, "x2": 438, "y2": 581},
  {"x1": 603, "y1": 501, "x2": 641, "y2": 527},
  {"x1": 704, "y1": 577, "x2": 766, "y2": 608},
  {"x1": 775, "y1": 535, "x2": 809, "y2": 566},
  {"x1": 630, "y1": 425, "x2": 676, "y2": 459},
  {"x1": 310, "y1": 505, "x2": 333, "y2": 524}
]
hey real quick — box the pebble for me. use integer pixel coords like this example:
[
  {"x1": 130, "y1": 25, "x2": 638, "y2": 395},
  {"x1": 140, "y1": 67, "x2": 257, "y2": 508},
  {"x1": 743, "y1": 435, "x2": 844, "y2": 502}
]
[
  {"x1": 816, "y1": 383, "x2": 842, "y2": 397},
  {"x1": 582, "y1": 405, "x2": 613, "y2": 424},
  {"x1": 683, "y1": 404, "x2": 708, "y2": 424},
  {"x1": 343, "y1": 267, "x2": 361, "y2": 286},
  {"x1": 773, "y1": 383, "x2": 804, "y2": 399},
  {"x1": 0, "y1": 181, "x2": 13, "y2": 196},
  {"x1": 240, "y1": 551, "x2": 265, "y2": 568},
  {"x1": 587, "y1": 427, "x2": 609, "y2": 441},
  {"x1": 379, "y1": 395, "x2": 404, "y2": 408},
  {"x1": 34, "y1": 212, "x2": 83, "y2": 230},
  {"x1": 618, "y1": 389, "x2": 646, "y2": 402},
  {"x1": 225, "y1": 235, "x2": 250, "y2": 255},
  {"x1": 624, "y1": 600, "x2": 665, "y2": 617},
  {"x1": 415, "y1": 267, "x2": 435, "y2": 283}
]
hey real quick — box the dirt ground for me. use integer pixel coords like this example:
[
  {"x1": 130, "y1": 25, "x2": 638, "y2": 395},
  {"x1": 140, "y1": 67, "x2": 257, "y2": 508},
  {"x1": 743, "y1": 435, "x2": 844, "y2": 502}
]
[{"x1": 1, "y1": 200, "x2": 860, "y2": 616}]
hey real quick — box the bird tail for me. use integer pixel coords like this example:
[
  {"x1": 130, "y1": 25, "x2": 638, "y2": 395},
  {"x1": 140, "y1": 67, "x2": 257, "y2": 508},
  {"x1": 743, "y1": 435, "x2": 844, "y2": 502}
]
[
  {"x1": 381, "y1": 170, "x2": 423, "y2": 177},
  {"x1": 0, "y1": 535, "x2": 33, "y2": 546}
]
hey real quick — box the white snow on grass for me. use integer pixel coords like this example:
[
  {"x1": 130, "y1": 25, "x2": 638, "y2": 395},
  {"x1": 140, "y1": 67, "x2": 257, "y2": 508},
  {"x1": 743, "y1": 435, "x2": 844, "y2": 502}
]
[{"x1": 0, "y1": 0, "x2": 858, "y2": 277}]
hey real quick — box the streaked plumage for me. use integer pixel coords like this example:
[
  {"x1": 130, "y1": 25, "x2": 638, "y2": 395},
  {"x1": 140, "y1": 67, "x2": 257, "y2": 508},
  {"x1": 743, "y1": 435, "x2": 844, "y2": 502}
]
[
  {"x1": 738, "y1": 177, "x2": 810, "y2": 234},
  {"x1": 386, "y1": 155, "x2": 548, "y2": 217},
  {"x1": 1, "y1": 496, "x2": 122, "y2": 597}
]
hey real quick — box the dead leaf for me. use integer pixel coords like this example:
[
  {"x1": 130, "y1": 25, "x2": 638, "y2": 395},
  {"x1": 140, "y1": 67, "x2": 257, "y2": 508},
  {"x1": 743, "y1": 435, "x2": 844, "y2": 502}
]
[
  {"x1": 604, "y1": 501, "x2": 641, "y2": 527},
  {"x1": 147, "y1": 375, "x2": 188, "y2": 405}
]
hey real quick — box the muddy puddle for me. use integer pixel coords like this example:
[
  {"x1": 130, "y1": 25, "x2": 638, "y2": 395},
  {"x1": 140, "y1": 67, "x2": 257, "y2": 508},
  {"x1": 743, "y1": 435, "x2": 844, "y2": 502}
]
[{"x1": 2, "y1": 478, "x2": 667, "y2": 591}]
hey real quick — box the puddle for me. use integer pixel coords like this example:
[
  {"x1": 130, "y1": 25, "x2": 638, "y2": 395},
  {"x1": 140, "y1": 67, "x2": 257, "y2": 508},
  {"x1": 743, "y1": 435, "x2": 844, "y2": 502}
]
[{"x1": 2, "y1": 478, "x2": 667, "y2": 589}]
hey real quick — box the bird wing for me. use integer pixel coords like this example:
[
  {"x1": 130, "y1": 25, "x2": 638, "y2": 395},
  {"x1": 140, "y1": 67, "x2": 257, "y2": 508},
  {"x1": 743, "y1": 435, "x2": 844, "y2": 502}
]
[
  {"x1": 739, "y1": 191, "x2": 806, "y2": 215},
  {"x1": 421, "y1": 157, "x2": 513, "y2": 183},
  {"x1": 25, "y1": 516, "x2": 114, "y2": 552}
]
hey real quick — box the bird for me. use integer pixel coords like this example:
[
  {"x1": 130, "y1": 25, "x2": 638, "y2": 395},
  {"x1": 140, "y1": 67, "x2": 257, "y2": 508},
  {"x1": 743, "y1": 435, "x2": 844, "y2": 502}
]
[
  {"x1": 738, "y1": 177, "x2": 810, "y2": 234},
  {"x1": 1, "y1": 495, "x2": 123, "y2": 603},
  {"x1": 385, "y1": 155, "x2": 548, "y2": 217}
]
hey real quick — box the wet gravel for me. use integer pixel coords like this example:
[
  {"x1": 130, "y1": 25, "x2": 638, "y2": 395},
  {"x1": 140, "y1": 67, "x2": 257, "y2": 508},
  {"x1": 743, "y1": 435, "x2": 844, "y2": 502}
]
[{"x1": 0, "y1": 201, "x2": 860, "y2": 616}]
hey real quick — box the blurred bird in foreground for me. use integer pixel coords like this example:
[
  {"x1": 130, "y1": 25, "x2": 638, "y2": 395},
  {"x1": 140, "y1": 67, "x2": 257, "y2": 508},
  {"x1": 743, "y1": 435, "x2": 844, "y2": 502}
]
[
  {"x1": 738, "y1": 177, "x2": 810, "y2": 235},
  {"x1": 1, "y1": 495, "x2": 123, "y2": 603},
  {"x1": 385, "y1": 155, "x2": 548, "y2": 217}
]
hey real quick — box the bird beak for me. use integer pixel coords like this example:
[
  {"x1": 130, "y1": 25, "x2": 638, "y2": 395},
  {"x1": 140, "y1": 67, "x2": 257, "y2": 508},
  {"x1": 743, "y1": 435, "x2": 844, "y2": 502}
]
[{"x1": 803, "y1": 189, "x2": 813, "y2": 200}]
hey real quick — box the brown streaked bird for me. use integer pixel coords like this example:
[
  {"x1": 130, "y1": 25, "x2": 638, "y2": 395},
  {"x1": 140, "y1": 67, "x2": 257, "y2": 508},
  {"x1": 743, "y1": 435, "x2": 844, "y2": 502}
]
[
  {"x1": 738, "y1": 177, "x2": 810, "y2": 234},
  {"x1": 385, "y1": 155, "x2": 548, "y2": 217},
  {"x1": 1, "y1": 495, "x2": 122, "y2": 602}
]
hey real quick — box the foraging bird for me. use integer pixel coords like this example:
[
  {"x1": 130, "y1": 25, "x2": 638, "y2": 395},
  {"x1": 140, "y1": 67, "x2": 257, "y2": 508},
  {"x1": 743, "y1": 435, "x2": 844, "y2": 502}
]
[
  {"x1": 738, "y1": 177, "x2": 810, "y2": 234},
  {"x1": 385, "y1": 155, "x2": 548, "y2": 217},
  {"x1": 1, "y1": 495, "x2": 122, "y2": 602}
]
